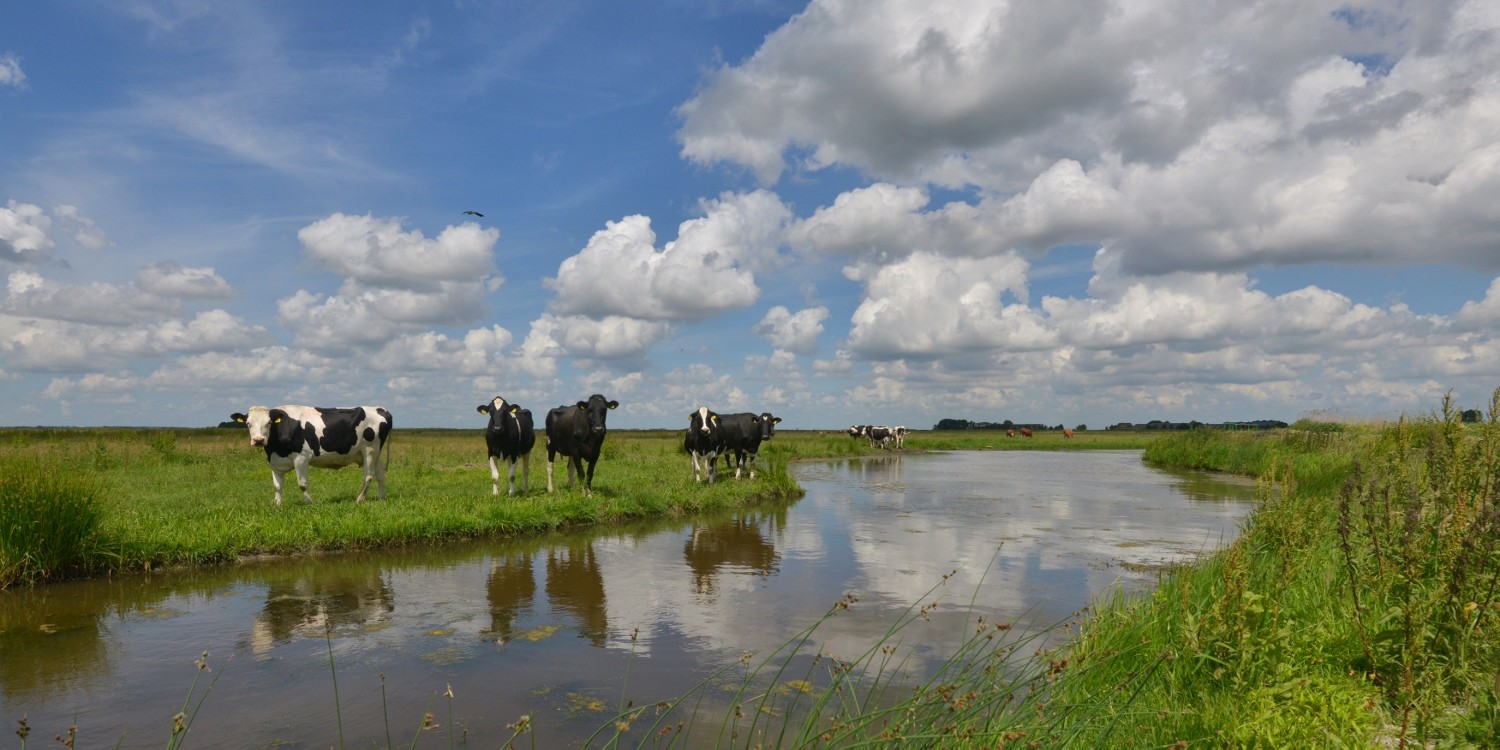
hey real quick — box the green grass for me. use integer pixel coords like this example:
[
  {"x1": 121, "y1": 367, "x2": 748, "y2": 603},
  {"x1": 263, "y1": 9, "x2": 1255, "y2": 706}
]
[
  {"x1": 0, "y1": 454, "x2": 106, "y2": 587},
  {"x1": 0, "y1": 427, "x2": 796, "y2": 584},
  {"x1": 0, "y1": 426, "x2": 1158, "y2": 587}
]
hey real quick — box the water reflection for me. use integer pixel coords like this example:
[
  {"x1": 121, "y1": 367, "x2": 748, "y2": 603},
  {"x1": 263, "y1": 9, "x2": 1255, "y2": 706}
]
[
  {"x1": 252, "y1": 567, "x2": 395, "y2": 652},
  {"x1": 484, "y1": 550, "x2": 535, "y2": 643},
  {"x1": 0, "y1": 588, "x2": 111, "y2": 700},
  {"x1": 0, "y1": 451, "x2": 1258, "y2": 748},
  {"x1": 546, "y1": 541, "x2": 608, "y2": 645},
  {"x1": 684, "y1": 507, "x2": 786, "y2": 600}
]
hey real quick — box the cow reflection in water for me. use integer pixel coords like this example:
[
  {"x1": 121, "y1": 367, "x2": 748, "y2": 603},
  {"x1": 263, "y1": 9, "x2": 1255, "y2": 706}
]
[
  {"x1": 545, "y1": 540, "x2": 608, "y2": 646},
  {"x1": 251, "y1": 570, "x2": 394, "y2": 654},
  {"x1": 684, "y1": 510, "x2": 785, "y2": 600},
  {"x1": 484, "y1": 550, "x2": 536, "y2": 643},
  {"x1": 853, "y1": 454, "x2": 904, "y2": 483}
]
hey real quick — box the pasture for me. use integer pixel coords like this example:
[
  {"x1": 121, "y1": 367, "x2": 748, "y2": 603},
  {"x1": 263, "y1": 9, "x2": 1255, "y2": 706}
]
[{"x1": 0, "y1": 426, "x2": 1155, "y2": 586}]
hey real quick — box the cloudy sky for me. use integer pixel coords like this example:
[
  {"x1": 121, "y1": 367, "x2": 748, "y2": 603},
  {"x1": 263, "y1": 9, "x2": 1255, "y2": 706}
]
[{"x1": 3, "y1": 0, "x2": 1499, "y2": 429}]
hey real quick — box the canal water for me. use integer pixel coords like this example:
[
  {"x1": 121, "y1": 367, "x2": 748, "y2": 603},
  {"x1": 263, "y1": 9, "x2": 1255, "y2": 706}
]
[{"x1": 0, "y1": 451, "x2": 1257, "y2": 747}]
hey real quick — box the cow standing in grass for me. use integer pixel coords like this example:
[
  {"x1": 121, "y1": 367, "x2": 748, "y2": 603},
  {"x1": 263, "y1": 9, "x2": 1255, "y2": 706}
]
[
  {"x1": 545, "y1": 394, "x2": 618, "y2": 496},
  {"x1": 684, "y1": 407, "x2": 724, "y2": 484},
  {"x1": 477, "y1": 397, "x2": 536, "y2": 496},
  {"x1": 718, "y1": 412, "x2": 781, "y2": 479},
  {"x1": 230, "y1": 405, "x2": 392, "y2": 506}
]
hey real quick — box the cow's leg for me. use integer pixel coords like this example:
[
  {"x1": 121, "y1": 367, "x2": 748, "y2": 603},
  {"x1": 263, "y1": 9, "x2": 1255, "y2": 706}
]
[
  {"x1": 746, "y1": 450, "x2": 758, "y2": 479},
  {"x1": 373, "y1": 447, "x2": 388, "y2": 500},
  {"x1": 270, "y1": 467, "x2": 286, "y2": 506},
  {"x1": 580, "y1": 457, "x2": 594, "y2": 497},
  {"x1": 489, "y1": 455, "x2": 502, "y2": 496},
  {"x1": 706, "y1": 450, "x2": 717, "y2": 485},
  {"x1": 734, "y1": 451, "x2": 745, "y2": 479},
  {"x1": 566, "y1": 456, "x2": 578, "y2": 490},
  {"x1": 690, "y1": 450, "x2": 703, "y2": 482},
  {"x1": 294, "y1": 456, "x2": 313, "y2": 504},
  {"x1": 355, "y1": 451, "x2": 375, "y2": 503},
  {"x1": 546, "y1": 448, "x2": 556, "y2": 493},
  {"x1": 518, "y1": 453, "x2": 530, "y2": 494},
  {"x1": 506, "y1": 456, "x2": 519, "y2": 496}
]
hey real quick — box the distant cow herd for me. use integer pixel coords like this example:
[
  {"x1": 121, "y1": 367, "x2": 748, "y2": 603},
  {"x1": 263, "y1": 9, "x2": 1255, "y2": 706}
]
[
  {"x1": 846, "y1": 424, "x2": 906, "y2": 449},
  {"x1": 227, "y1": 395, "x2": 808, "y2": 504}
]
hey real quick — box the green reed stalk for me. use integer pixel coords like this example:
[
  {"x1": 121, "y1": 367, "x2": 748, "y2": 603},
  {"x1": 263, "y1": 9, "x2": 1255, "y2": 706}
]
[{"x1": 324, "y1": 626, "x2": 345, "y2": 749}]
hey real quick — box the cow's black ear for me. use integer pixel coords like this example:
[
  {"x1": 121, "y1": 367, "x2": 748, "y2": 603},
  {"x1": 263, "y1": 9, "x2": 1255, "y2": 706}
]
[
  {"x1": 774, "y1": 418, "x2": 782, "y2": 424},
  {"x1": 508, "y1": 405, "x2": 519, "y2": 414},
  {"x1": 607, "y1": 400, "x2": 619, "y2": 409},
  {"x1": 576, "y1": 401, "x2": 589, "y2": 410},
  {"x1": 231, "y1": 413, "x2": 247, "y2": 423},
  {"x1": 476, "y1": 405, "x2": 489, "y2": 414},
  {"x1": 750, "y1": 416, "x2": 760, "y2": 424}
]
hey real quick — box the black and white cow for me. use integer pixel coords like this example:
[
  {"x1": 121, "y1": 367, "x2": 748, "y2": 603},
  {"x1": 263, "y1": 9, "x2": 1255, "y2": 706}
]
[
  {"x1": 230, "y1": 405, "x2": 393, "y2": 506},
  {"x1": 544, "y1": 394, "x2": 618, "y2": 496},
  {"x1": 866, "y1": 425, "x2": 895, "y2": 449},
  {"x1": 718, "y1": 411, "x2": 781, "y2": 479},
  {"x1": 683, "y1": 406, "x2": 724, "y2": 484},
  {"x1": 477, "y1": 396, "x2": 536, "y2": 496},
  {"x1": 892, "y1": 426, "x2": 907, "y2": 448}
]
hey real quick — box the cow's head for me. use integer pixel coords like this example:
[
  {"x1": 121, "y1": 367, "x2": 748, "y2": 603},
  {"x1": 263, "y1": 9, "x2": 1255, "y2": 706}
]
[
  {"x1": 847, "y1": 425, "x2": 862, "y2": 438},
  {"x1": 477, "y1": 397, "x2": 520, "y2": 430},
  {"x1": 230, "y1": 406, "x2": 282, "y2": 447},
  {"x1": 689, "y1": 406, "x2": 719, "y2": 435},
  {"x1": 757, "y1": 413, "x2": 782, "y2": 440},
  {"x1": 577, "y1": 394, "x2": 619, "y2": 433}
]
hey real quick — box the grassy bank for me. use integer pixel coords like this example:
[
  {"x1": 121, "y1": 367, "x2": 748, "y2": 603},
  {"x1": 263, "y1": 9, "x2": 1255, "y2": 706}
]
[
  {"x1": 0, "y1": 426, "x2": 1153, "y2": 588},
  {"x1": 0, "y1": 427, "x2": 808, "y2": 588}
]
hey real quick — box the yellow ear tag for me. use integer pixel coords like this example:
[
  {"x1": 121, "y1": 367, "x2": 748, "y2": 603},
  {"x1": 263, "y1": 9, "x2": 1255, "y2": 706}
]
[{"x1": 273, "y1": 417, "x2": 281, "y2": 423}]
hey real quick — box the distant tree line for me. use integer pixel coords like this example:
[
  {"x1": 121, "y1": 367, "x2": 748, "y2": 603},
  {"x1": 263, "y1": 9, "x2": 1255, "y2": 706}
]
[
  {"x1": 932, "y1": 419, "x2": 1077, "y2": 431},
  {"x1": 931, "y1": 418, "x2": 1288, "y2": 431}
]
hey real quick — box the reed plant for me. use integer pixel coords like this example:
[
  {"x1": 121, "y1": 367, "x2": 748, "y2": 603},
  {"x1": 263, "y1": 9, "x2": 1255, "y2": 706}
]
[{"x1": 0, "y1": 454, "x2": 105, "y2": 587}]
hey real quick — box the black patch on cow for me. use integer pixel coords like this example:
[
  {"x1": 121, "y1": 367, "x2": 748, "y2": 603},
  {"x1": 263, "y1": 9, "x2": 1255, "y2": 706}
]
[
  {"x1": 377, "y1": 408, "x2": 393, "y2": 444},
  {"x1": 264, "y1": 408, "x2": 309, "y2": 459},
  {"x1": 314, "y1": 406, "x2": 364, "y2": 456},
  {"x1": 363, "y1": 427, "x2": 375, "y2": 442}
]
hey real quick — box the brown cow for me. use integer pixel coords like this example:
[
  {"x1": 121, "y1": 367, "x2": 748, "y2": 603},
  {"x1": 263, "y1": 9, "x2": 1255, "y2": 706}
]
[
  {"x1": 1020, "y1": 428, "x2": 1034, "y2": 438},
  {"x1": 1063, "y1": 428, "x2": 1074, "y2": 439},
  {"x1": 1006, "y1": 429, "x2": 1016, "y2": 438}
]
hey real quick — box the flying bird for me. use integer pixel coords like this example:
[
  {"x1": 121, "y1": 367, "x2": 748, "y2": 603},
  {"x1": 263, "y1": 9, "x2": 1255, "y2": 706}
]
[{"x1": 462, "y1": 210, "x2": 484, "y2": 217}]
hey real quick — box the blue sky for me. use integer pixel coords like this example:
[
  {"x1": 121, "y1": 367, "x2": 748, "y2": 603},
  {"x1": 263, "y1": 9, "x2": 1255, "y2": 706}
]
[{"x1": 2, "y1": 0, "x2": 1499, "y2": 430}]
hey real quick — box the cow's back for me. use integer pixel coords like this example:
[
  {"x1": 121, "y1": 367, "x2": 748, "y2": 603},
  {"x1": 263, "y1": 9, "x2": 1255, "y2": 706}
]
[
  {"x1": 718, "y1": 413, "x2": 761, "y2": 450},
  {"x1": 305, "y1": 406, "x2": 391, "y2": 468}
]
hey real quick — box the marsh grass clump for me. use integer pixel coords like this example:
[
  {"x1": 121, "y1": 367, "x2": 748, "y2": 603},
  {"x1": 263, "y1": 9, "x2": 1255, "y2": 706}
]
[
  {"x1": 0, "y1": 455, "x2": 104, "y2": 587},
  {"x1": 1336, "y1": 390, "x2": 1500, "y2": 743}
]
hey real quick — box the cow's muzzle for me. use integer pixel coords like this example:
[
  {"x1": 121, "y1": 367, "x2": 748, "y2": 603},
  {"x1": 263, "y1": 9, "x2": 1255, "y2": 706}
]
[{"x1": 251, "y1": 437, "x2": 266, "y2": 446}]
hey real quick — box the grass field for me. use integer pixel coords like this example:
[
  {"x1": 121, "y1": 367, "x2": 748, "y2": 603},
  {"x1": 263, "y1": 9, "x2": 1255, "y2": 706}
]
[{"x1": 0, "y1": 425, "x2": 1155, "y2": 587}]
